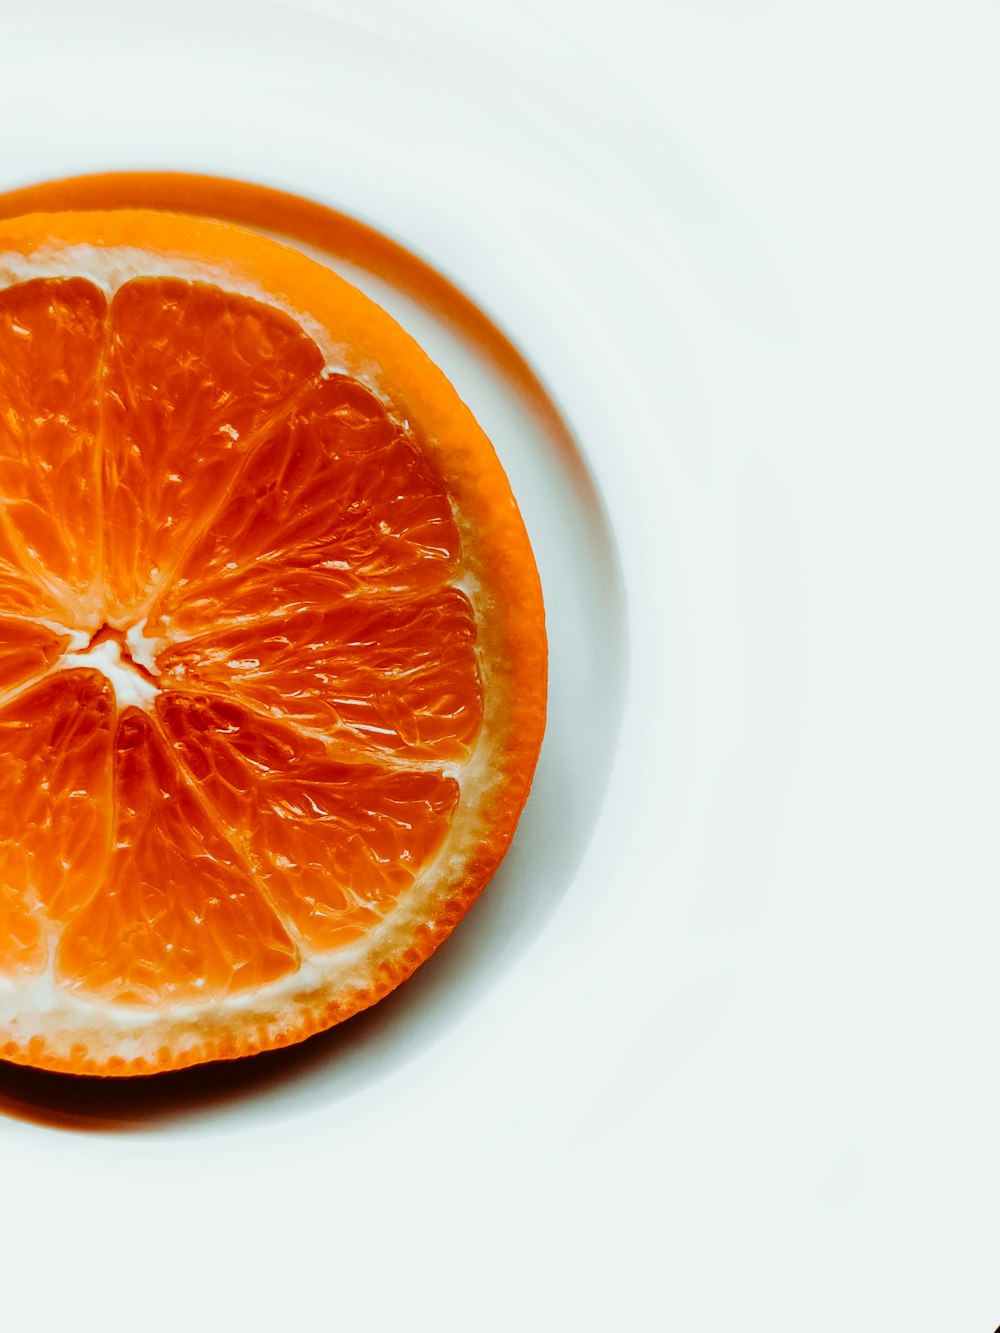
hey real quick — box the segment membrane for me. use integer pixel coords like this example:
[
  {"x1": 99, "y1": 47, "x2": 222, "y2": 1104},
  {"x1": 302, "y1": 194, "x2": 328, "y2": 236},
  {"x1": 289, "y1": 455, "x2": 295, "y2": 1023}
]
[
  {"x1": 101, "y1": 279, "x2": 324, "y2": 618},
  {"x1": 159, "y1": 693, "x2": 460, "y2": 951},
  {"x1": 57, "y1": 710, "x2": 299, "y2": 1005},
  {"x1": 161, "y1": 589, "x2": 482, "y2": 762},
  {"x1": 0, "y1": 278, "x2": 107, "y2": 612},
  {"x1": 0, "y1": 671, "x2": 114, "y2": 976},
  {"x1": 0, "y1": 617, "x2": 73, "y2": 696},
  {"x1": 152, "y1": 375, "x2": 461, "y2": 634}
]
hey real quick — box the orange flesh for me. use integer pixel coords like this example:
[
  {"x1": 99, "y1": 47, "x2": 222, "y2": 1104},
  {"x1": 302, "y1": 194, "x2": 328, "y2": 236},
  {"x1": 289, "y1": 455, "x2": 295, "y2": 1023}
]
[{"x1": 0, "y1": 275, "x2": 484, "y2": 1005}]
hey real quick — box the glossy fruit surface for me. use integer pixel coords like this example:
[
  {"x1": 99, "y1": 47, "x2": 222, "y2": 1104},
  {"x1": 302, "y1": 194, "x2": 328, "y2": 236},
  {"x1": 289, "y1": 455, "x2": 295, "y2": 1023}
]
[{"x1": 0, "y1": 210, "x2": 546, "y2": 1075}]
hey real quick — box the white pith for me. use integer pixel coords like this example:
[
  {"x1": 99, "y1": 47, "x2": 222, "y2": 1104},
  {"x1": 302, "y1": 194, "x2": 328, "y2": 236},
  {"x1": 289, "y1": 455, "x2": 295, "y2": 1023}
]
[
  {"x1": 0, "y1": 239, "x2": 504, "y2": 1064},
  {"x1": 57, "y1": 638, "x2": 158, "y2": 710}
]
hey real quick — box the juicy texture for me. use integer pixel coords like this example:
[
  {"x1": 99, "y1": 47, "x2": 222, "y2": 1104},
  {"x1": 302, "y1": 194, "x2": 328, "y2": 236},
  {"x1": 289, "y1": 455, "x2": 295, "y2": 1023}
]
[
  {"x1": 0, "y1": 673, "x2": 114, "y2": 976},
  {"x1": 0, "y1": 274, "x2": 484, "y2": 1009},
  {"x1": 0, "y1": 279, "x2": 105, "y2": 609},
  {"x1": 103, "y1": 280, "x2": 324, "y2": 619},
  {"x1": 159, "y1": 694, "x2": 460, "y2": 952}
]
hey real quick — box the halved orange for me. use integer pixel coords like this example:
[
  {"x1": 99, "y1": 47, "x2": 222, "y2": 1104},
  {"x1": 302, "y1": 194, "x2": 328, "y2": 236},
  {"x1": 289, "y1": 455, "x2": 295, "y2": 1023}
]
[{"x1": 0, "y1": 209, "x2": 546, "y2": 1076}]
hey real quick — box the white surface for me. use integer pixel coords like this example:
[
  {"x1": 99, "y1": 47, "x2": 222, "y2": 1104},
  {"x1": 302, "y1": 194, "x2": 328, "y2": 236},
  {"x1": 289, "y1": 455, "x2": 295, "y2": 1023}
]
[
  {"x1": 58, "y1": 639, "x2": 159, "y2": 710},
  {"x1": 0, "y1": 1, "x2": 997, "y2": 1329}
]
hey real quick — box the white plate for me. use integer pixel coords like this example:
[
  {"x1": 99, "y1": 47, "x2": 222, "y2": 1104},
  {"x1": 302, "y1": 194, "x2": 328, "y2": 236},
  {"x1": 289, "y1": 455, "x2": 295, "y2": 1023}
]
[
  {"x1": 0, "y1": 0, "x2": 655, "y2": 1305},
  {"x1": 0, "y1": 0, "x2": 827, "y2": 1326},
  {"x1": 4, "y1": 1, "x2": 999, "y2": 1330},
  {"x1": 0, "y1": 173, "x2": 627, "y2": 1115}
]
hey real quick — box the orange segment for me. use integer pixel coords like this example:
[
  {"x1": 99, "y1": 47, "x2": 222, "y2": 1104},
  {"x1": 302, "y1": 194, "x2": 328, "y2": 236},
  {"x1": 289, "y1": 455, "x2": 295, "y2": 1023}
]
[
  {"x1": 102, "y1": 279, "x2": 323, "y2": 618},
  {"x1": 0, "y1": 509, "x2": 74, "y2": 619},
  {"x1": 0, "y1": 277, "x2": 106, "y2": 611},
  {"x1": 159, "y1": 693, "x2": 460, "y2": 951},
  {"x1": 160, "y1": 588, "x2": 482, "y2": 762},
  {"x1": 0, "y1": 672, "x2": 114, "y2": 975},
  {"x1": 152, "y1": 374, "x2": 461, "y2": 635},
  {"x1": 0, "y1": 542, "x2": 58, "y2": 618},
  {"x1": 0, "y1": 617, "x2": 72, "y2": 695},
  {"x1": 57, "y1": 710, "x2": 299, "y2": 1006}
]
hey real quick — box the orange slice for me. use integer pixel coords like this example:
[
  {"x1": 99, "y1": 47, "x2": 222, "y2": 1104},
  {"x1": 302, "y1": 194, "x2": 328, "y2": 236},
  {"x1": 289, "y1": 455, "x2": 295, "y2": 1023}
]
[{"x1": 0, "y1": 210, "x2": 546, "y2": 1076}]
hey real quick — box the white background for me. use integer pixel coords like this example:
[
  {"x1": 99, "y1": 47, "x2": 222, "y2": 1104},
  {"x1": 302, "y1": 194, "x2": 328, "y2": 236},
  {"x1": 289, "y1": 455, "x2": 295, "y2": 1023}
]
[{"x1": 0, "y1": 1, "x2": 998, "y2": 1329}]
